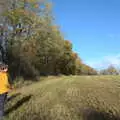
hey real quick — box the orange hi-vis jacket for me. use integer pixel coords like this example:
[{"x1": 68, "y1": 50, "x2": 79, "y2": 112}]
[{"x1": 0, "y1": 72, "x2": 11, "y2": 94}]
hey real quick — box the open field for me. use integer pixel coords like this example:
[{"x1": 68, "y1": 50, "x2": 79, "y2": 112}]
[{"x1": 4, "y1": 76, "x2": 120, "y2": 120}]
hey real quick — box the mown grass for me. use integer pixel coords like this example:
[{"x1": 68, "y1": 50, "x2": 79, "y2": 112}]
[{"x1": 4, "y1": 75, "x2": 120, "y2": 120}]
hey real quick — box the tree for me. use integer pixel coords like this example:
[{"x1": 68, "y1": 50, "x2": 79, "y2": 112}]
[
  {"x1": 77, "y1": 63, "x2": 97, "y2": 75},
  {"x1": 0, "y1": 0, "x2": 98, "y2": 79},
  {"x1": 100, "y1": 65, "x2": 119, "y2": 75},
  {"x1": 5, "y1": 0, "x2": 57, "y2": 78},
  {"x1": 55, "y1": 40, "x2": 77, "y2": 75}
]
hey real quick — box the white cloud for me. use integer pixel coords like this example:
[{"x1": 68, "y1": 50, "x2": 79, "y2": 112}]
[{"x1": 86, "y1": 54, "x2": 120, "y2": 70}]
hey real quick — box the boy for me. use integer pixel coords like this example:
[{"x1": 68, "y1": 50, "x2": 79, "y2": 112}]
[{"x1": 0, "y1": 64, "x2": 13, "y2": 119}]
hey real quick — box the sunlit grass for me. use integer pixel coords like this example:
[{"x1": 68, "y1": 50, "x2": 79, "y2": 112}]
[{"x1": 4, "y1": 75, "x2": 120, "y2": 120}]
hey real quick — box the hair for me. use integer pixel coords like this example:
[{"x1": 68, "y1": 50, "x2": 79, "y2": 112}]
[{"x1": 0, "y1": 63, "x2": 8, "y2": 70}]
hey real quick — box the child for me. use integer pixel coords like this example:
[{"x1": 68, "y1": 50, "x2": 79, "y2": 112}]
[{"x1": 0, "y1": 64, "x2": 13, "y2": 119}]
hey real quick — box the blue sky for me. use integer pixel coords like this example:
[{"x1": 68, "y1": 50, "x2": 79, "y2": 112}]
[{"x1": 52, "y1": 0, "x2": 120, "y2": 69}]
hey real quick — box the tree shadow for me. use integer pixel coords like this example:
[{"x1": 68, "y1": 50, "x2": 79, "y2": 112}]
[
  {"x1": 82, "y1": 108, "x2": 120, "y2": 120},
  {"x1": 5, "y1": 95, "x2": 32, "y2": 115}
]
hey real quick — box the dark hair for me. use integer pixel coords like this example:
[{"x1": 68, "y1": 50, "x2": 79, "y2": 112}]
[{"x1": 0, "y1": 64, "x2": 8, "y2": 70}]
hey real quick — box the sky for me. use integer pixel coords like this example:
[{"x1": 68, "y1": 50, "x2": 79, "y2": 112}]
[{"x1": 52, "y1": 0, "x2": 120, "y2": 69}]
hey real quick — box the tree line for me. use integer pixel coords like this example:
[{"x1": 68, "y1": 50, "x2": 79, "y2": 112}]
[
  {"x1": 0, "y1": 0, "x2": 98, "y2": 80},
  {"x1": 99, "y1": 65, "x2": 120, "y2": 75}
]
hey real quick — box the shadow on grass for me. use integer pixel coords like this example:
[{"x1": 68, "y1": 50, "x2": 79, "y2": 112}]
[
  {"x1": 5, "y1": 95, "x2": 32, "y2": 115},
  {"x1": 7, "y1": 93, "x2": 21, "y2": 102},
  {"x1": 82, "y1": 108, "x2": 120, "y2": 120}
]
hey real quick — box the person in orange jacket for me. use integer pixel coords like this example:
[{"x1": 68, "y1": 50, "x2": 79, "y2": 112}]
[{"x1": 0, "y1": 64, "x2": 13, "y2": 119}]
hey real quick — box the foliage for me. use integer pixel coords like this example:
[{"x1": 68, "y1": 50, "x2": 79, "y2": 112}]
[
  {"x1": 0, "y1": 0, "x2": 97, "y2": 79},
  {"x1": 100, "y1": 65, "x2": 119, "y2": 75}
]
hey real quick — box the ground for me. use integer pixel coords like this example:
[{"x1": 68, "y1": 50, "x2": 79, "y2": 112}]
[{"x1": 4, "y1": 75, "x2": 120, "y2": 120}]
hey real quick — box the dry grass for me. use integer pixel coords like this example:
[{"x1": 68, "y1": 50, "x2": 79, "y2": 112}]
[{"x1": 4, "y1": 75, "x2": 120, "y2": 120}]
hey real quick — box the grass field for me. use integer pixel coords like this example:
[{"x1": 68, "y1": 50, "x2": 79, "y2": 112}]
[{"x1": 4, "y1": 76, "x2": 120, "y2": 120}]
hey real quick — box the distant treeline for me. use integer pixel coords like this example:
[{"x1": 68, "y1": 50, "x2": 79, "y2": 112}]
[
  {"x1": 99, "y1": 65, "x2": 120, "y2": 75},
  {"x1": 0, "y1": 0, "x2": 97, "y2": 80}
]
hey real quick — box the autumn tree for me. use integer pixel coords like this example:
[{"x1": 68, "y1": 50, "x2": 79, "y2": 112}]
[
  {"x1": 0, "y1": 0, "x2": 98, "y2": 80},
  {"x1": 100, "y1": 65, "x2": 119, "y2": 75}
]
